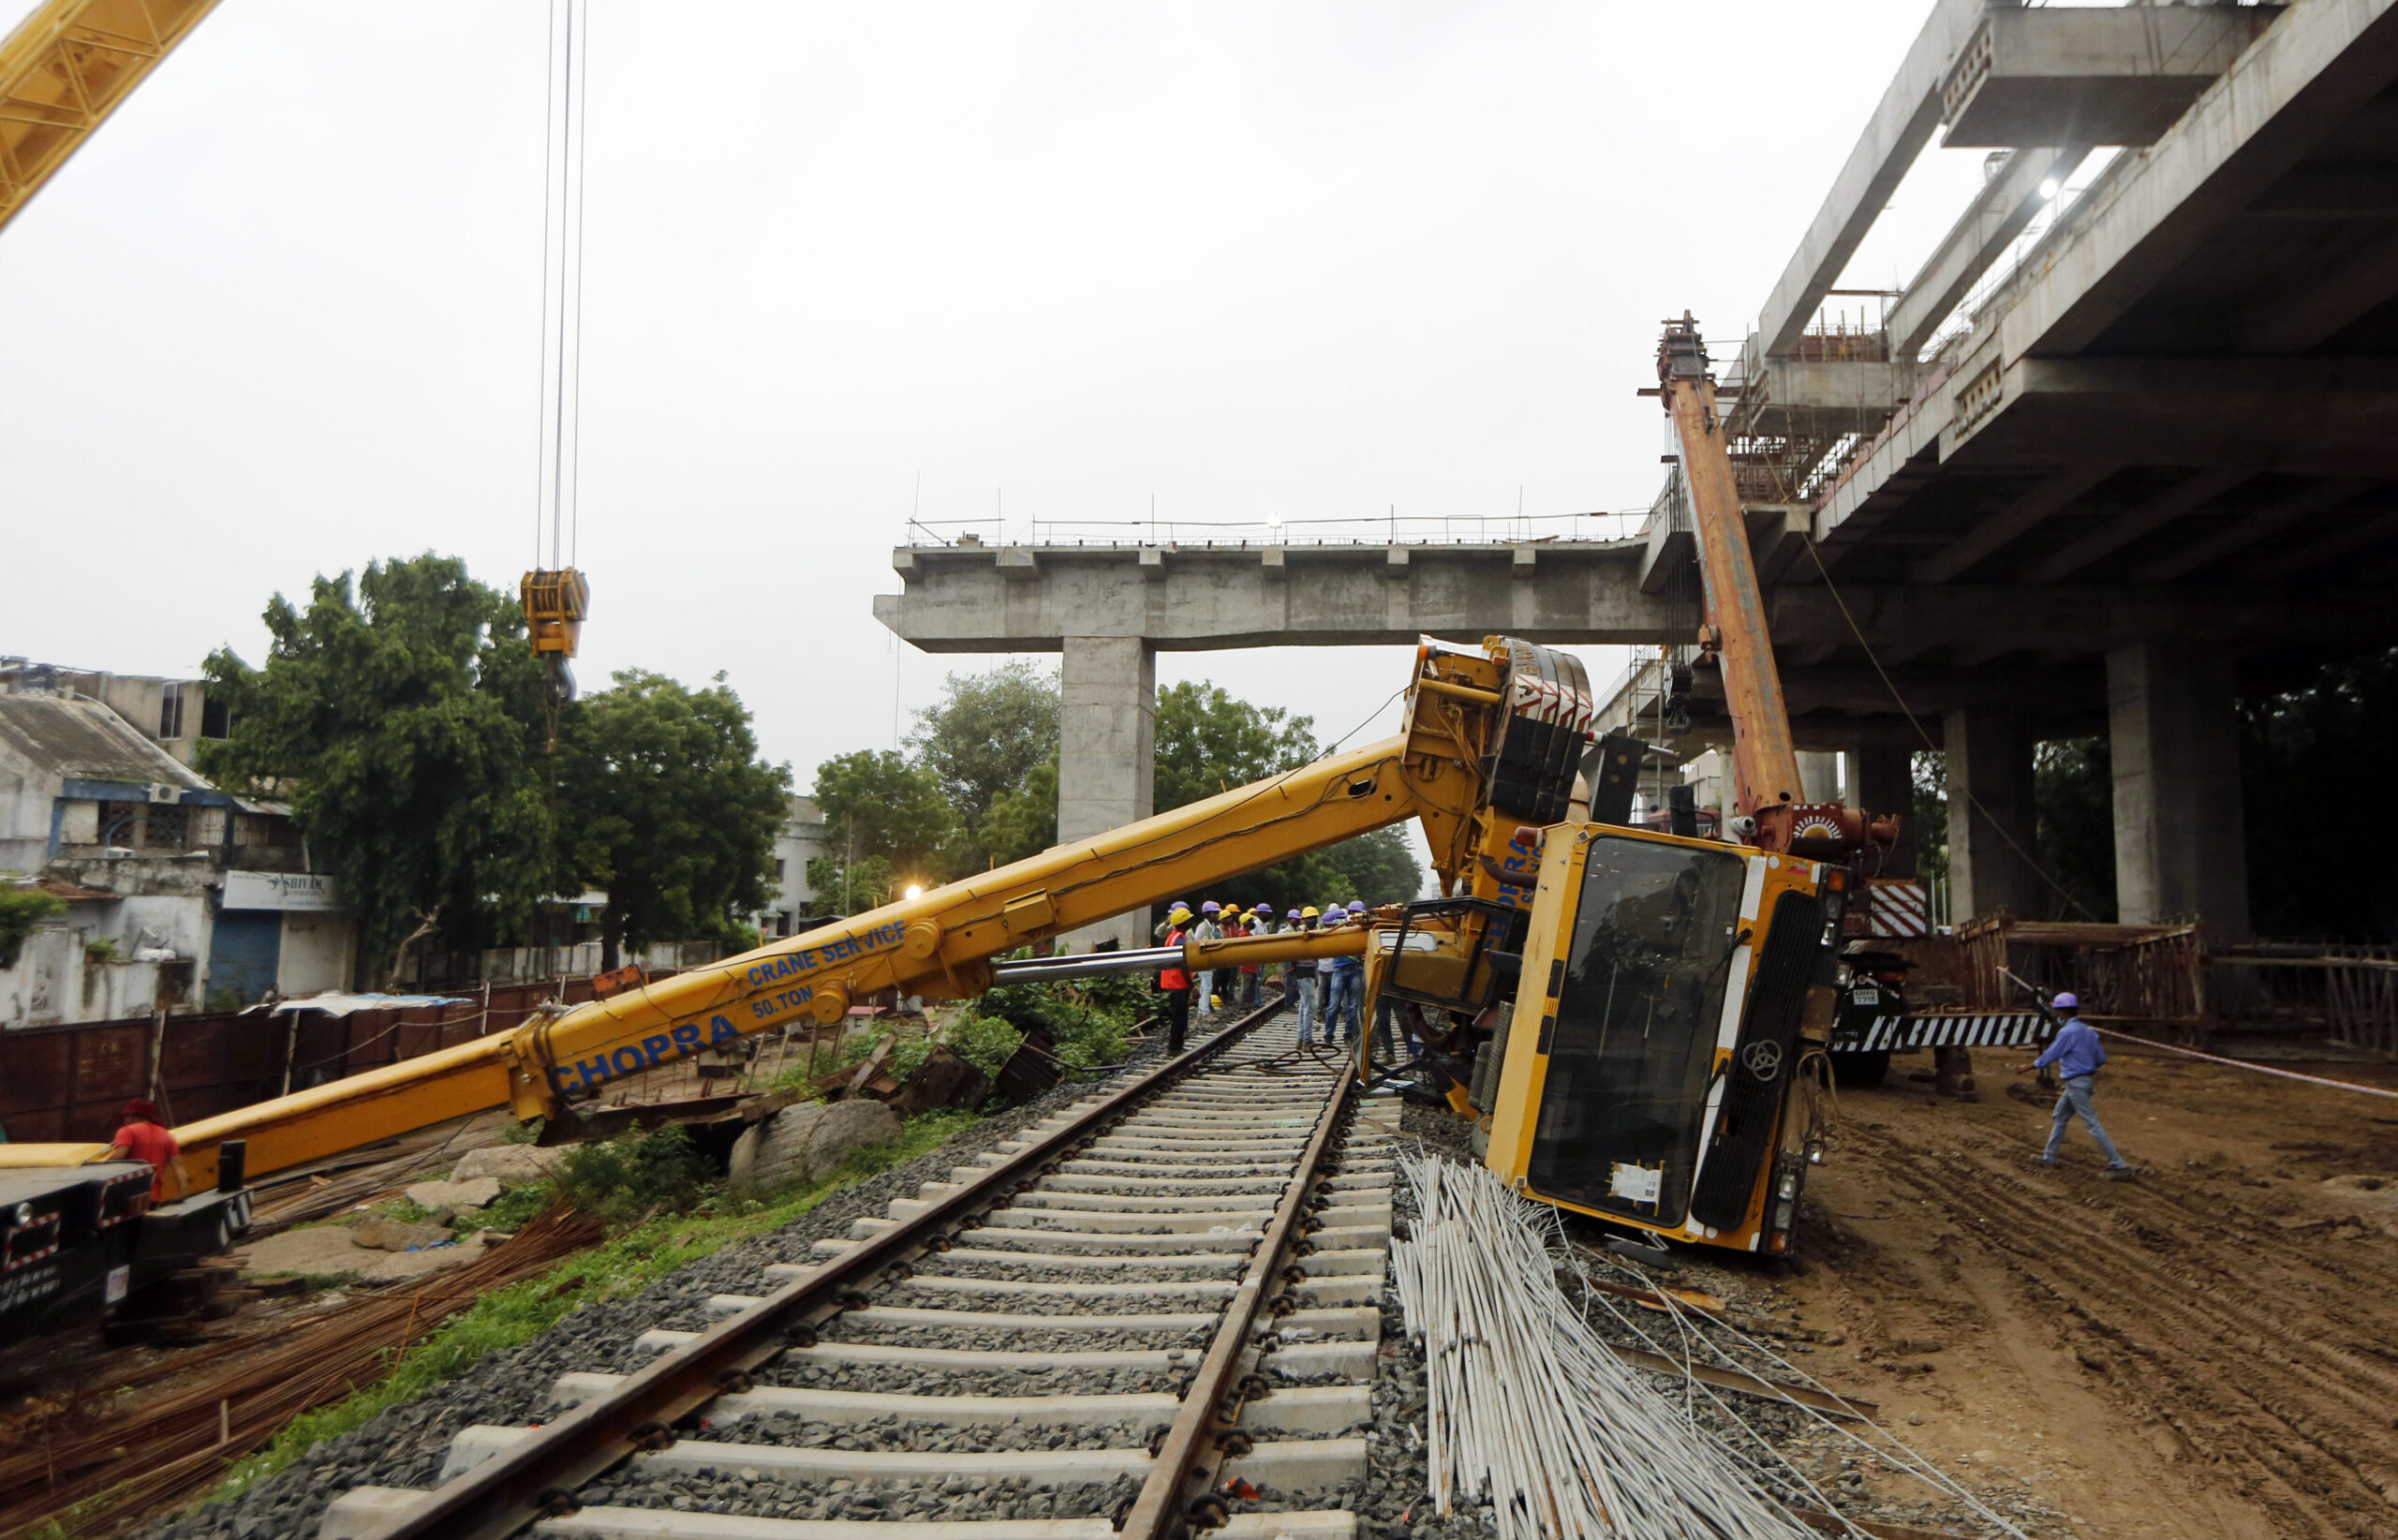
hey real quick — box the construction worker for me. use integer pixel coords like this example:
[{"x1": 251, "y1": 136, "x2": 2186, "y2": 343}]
[
  {"x1": 1192, "y1": 901, "x2": 1224, "y2": 1013},
  {"x1": 1325, "y1": 901, "x2": 1367, "y2": 1044},
  {"x1": 2015, "y1": 993, "x2": 2134, "y2": 1179},
  {"x1": 1238, "y1": 905, "x2": 1266, "y2": 1008},
  {"x1": 1314, "y1": 905, "x2": 1344, "y2": 1046},
  {"x1": 1154, "y1": 900, "x2": 1190, "y2": 944},
  {"x1": 1159, "y1": 905, "x2": 1194, "y2": 1054},
  {"x1": 106, "y1": 1098, "x2": 184, "y2": 1204},
  {"x1": 1294, "y1": 907, "x2": 1323, "y2": 1044}
]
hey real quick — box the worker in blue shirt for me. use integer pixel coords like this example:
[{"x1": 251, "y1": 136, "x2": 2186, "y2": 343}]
[{"x1": 2015, "y1": 992, "x2": 2134, "y2": 1179}]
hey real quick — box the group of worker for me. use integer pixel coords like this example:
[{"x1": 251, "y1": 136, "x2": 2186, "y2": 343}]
[{"x1": 1155, "y1": 896, "x2": 1413, "y2": 1057}]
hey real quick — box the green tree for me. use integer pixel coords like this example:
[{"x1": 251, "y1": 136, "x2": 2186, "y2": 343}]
[
  {"x1": 2243, "y1": 644, "x2": 2398, "y2": 939},
  {"x1": 1151, "y1": 680, "x2": 1361, "y2": 917},
  {"x1": 909, "y1": 661, "x2": 1059, "y2": 865},
  {"x1": 199, "y1": 555, "x2": 555, "y2": 985},
  {"x1": 1153, "y1": 681, "x2": 1319, "y2": 812},
  {"x1": 980, "y1": 753, "x2": 1059, "y2": 867},
  {"x1": 559, "y1": 670, "x2": 792, "y2": 969},
  {"x1": 1321, "y1": 828, "x2": 1425, "y2": 906},
  {"x1": 810, "y1": 749, "x2": 958, "y2": 899},
  {"x1": 2033, "y1": 737, "x2": 2114, "y2": 922}
]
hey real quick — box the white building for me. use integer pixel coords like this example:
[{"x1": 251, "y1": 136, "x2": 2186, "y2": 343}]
[
  {"x1": 0, "y1": 689, "x2": 349, "y2": 1025},
  {"x1": 758, "y1": 795, "x2": 827, "y2": 939}
]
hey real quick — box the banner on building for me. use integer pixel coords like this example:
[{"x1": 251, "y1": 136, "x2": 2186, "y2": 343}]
[{"x1": 222, "y1": 870, "x2": 340, "y2": 912}]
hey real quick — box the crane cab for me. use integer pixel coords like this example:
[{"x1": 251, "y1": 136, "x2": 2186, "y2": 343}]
[{"x1": 1474, "y1": 822, "x2": 1849, "y2": 1256}]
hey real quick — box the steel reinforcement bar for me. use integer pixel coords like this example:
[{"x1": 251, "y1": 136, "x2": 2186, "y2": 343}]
[{"x1": 356, "y1": 997, "x2": 1353, "y2": 1540}]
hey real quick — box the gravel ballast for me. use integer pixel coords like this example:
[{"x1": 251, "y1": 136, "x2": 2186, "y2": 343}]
[{"x1": 142, "y1": 1047, "x2": 1165, "y2": 1540}]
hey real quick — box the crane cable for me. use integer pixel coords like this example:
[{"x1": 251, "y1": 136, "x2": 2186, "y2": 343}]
[{"x1": 534, "y1": 0, "x2": 590, "y2": 575}]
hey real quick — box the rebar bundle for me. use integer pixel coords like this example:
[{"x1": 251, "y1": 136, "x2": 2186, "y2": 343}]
[{"x1": 1390, "y1": 1153, "x2": 1815, "y2": 1540}]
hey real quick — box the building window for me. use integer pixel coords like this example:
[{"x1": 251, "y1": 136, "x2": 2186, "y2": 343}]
[
  {"x1": 158, "y1": 686, "x2": 185, "y2": 740},
  {"x1": 200, "y1": 695, "x2": 229, "y2": 740},
  {"x1": 774, "y1": 859, "x2": 786, "y2": 884}
]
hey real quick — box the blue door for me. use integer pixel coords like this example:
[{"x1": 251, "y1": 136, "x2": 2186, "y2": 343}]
[{"x1": 207, "y1": 911, "x2": 282, "y2": 1009}]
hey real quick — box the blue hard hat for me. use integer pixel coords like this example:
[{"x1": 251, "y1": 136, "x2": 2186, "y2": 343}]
[
  {"x1": 1347, "y1": 899, "x2": 1368, "y2": 914},
  {"x1": 1201, "y1": 900, "x2": 1220, "y2": 913},
  {"x1": 1285, "y1": 908, "x2": 1301, "y2": 920},
  {"x1": 2051, "y1": 991, "x2": 2079, "y2": 1012}
]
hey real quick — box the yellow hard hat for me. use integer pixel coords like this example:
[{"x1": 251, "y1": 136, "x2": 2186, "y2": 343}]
[
  {"x1": 1168, "y1": 905, "x2": 1192, "y2": 922},
  {"x1": 1301, "y1": 905, "x2": 1320, "y2": 918}
]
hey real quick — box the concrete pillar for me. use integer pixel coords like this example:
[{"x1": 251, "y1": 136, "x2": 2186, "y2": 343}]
[
  {"x1": 2107, "y1": 640, "x2": 2250, "y2": 939},
  {"x1": 1796, "y1": 750, "x2": 1843, "y2": 804},
  {"x1": 1943, "y1": 706, "x2": 2039, "y2": 922},
  {"x1": 1852, "y1": 743, "x2": 1917, "y2": 879},
  {"x1": 1058, "y1": 636, "x2": 1157, "y2": 953}
]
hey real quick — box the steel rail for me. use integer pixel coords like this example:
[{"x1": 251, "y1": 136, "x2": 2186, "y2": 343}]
[
  {"x1": 354, "y1": 1000, "x2": 1296, "y2": 1540},
  {"x1": 1116, "y1": 1055, "x2": 1357, "y2": 1536}
]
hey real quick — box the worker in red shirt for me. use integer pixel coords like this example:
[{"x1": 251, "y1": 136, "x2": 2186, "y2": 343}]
[{"x1": 107, "y1": 1099, "x2": 183, "y2": 1204}]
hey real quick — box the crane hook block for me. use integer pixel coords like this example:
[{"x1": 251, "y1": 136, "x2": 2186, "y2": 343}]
[{"x1": 521, "y1": 569, "x2": 591, "y2": 659}]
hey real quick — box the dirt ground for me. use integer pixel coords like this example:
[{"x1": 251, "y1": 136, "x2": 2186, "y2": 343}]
[{"x1": 1783, "y1": 1041, "x2": 2398, "y2": 1540}]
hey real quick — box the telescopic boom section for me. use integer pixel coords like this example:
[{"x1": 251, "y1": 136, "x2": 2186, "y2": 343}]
[
  {"x1": 1, "y1": 641, "x2": 1564, "y2": 1199},
  {"x1": 1655, "y1": 317, "x2": 1891, "y2": 858},
  {"x1": 1656, "y1": 316, "x2": 1805, "y2": 832}
]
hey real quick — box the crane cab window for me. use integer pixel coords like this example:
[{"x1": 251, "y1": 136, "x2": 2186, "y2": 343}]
[{"x1": 1526, "y1": 835, "x2": 1747, "y2": 1227}]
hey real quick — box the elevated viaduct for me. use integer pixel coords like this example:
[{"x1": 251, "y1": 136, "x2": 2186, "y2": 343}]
[{"x1": 880, "y1": 0, "x2": 2398, "y2": 950}]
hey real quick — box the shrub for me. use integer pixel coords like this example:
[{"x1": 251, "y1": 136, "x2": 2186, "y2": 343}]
[
  {"x1": 555, "y1": 1123, "x2": 710, "y2": 1222},
  {"x1": 950, "y1": 1013, "x2": 1026, "y2": 1079},
  {"x1": 0, "y1": 883, "x2": 66, "y2": 970}
]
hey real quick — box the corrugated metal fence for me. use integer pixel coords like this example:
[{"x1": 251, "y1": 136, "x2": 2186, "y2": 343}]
[{"x1": 0, "y1": 975, "x2": 666, "y2": 1144}]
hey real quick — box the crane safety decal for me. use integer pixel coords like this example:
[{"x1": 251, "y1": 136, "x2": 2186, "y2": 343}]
[{"x1": 1507, "y1": 674, "x2": 1599, "y2": 740}]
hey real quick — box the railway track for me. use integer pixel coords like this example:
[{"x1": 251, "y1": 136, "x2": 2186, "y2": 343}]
[{"x1": 318, "y1": 1003, "x2": 1396, "y2": 1540}]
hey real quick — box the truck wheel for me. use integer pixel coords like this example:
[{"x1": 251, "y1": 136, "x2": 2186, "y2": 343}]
[{"x1": 1831, "y1": 1050, "x2": 1889, "y2": 1088}]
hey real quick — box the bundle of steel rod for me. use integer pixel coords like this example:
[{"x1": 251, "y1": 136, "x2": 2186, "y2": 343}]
[
  {"x1": 1390, "y1": 1152, "x2": 1813, "y2": 1540},
  {"x1": 0, "y1": 1203, "x2": 602, "y2": 1540}
]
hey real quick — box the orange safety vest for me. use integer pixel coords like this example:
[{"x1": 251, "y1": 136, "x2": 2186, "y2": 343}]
[{"x1": 1160, "y1": 927, "x2": 1190, "y2": 991}]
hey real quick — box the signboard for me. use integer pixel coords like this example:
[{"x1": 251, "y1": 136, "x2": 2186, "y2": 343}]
[{"x1": 222, "y1": 871, "x2": 340, "y2": 912}]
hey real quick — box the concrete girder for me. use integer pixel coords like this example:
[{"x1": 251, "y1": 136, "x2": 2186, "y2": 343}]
[
  {"x1": 874, "y1": 540, "x2": 1683, "y2": 651},
  {"x1": 1937, "y1": 5, "x2": 2282, "y2": 149},
  {"x1": 876, "y1": 548, "x2": 2398, "y2": 658},
  {"x1": 2252, "y1": 506, "x2": 2398, "y2": 581},
  {"x1": 1942, "y1": 357, "x2": 2398, "y2": 476},
  {"x1": 1761, "y1": 583, "x2": 2398, "y2": 653},
  {"x1": 1993, "y1": 0, "x2": 2398, "y2": 360},
  {"x1": 1910, "y1": 461, "x2": 2124, "y2": 584},
  {"x1": 1756, "y1": 0, "x2": 1992, "y2": 358},
  {"x1": 1688, "y1": 661, "x2": 2108, "y2": 720},
  {"x1": 1668, "y1": 711, "x2": 2104, "y2": 755},
  {"x1": 1733, "y1": 358, "x2": 1922, "y2": 437},
  {"x1": 1888, "y1": 144, "x2": 2089, "y2": 358},
  {"x1": 2021, "y1": 464, "x2": 2258, "y2": 585},
  {"x1": 2241, "y1": 223, "x2": 2398, "y2": 351},
  {"x1": 2132, "y1": 477, "x2": 2372, "y2": 582}
]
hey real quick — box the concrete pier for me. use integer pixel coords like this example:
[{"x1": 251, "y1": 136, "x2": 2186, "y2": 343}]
[{"x1": 1058, "y1": 638, "x2": 1156, "y2": 953}]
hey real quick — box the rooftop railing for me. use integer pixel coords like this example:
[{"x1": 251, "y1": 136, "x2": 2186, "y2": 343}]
[{"x1": 903, "y1": 508, "x2": 1652, "y2": 550}]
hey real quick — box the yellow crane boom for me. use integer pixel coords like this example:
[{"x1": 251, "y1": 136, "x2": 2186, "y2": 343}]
[{"x1": 0, "y1": 0, "x2": 220, "y2": 235}]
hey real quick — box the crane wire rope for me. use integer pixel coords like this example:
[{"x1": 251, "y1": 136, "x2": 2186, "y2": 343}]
[
  {"x1": 567, "y1": 0, "x2": 590, "y2": 570},
  {"x1": 531, "y1": 0, "x2": 590, "y2": 576},
  {"x1": 530, "y1": 0, "x2": 558, "y2": 571}
]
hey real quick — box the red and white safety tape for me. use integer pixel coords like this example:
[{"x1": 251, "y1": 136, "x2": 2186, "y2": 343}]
[{"x1": 2092, "y1": 1026, "x2": 2398, "y2": 1103}]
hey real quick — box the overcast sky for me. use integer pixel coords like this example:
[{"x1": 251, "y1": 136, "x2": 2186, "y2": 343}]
[{"x1": 2, "y1": 0, "x2": 2003, "y2": 799}]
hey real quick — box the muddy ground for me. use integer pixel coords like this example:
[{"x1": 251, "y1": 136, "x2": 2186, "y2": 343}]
[{"x1": 1769, "y1": 1042, "x2": 2398, "y2": 1540}]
